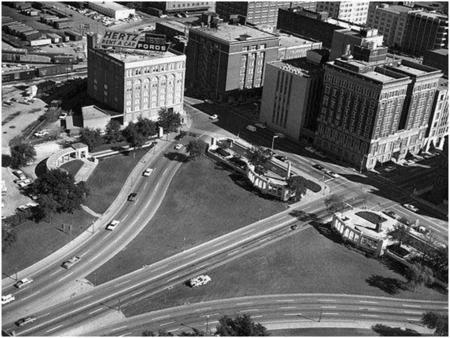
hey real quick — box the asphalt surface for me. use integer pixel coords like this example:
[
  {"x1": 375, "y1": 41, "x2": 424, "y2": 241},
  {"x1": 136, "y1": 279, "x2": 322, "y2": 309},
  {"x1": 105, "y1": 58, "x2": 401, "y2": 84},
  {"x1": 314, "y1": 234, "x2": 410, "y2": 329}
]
[{"x1": 2, "y1": 99, "x2": 447, "y2": 336}]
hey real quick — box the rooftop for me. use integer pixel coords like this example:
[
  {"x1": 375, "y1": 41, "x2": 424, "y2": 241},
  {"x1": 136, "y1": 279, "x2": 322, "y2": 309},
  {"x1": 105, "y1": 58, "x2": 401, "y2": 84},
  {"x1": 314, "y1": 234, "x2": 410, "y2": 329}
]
[
  {"x1": 271, "y1": 57, "x2": 322, "y2": 76},
  {"x1": 413, "y1": 10, "x2": 448, "y2": 20},
  {"x1": 278, "y1": 33, "x2": 319, "y2": 48},
  {"x1": 428, "y1": 48, "x2": 448, "y2": 56},
  {"x1": 191, "y1": 24, "x2": 276, "y2": 43},
  {"x1": 81, "y1": 105, "x2": 109, "y2": 120},
  {"x1": 380, "y1": 5, "x2": 418, "y2": 14},
  {"x1": 106, "y1": 50, "x2": 178, "y2": 62},
  {"x1": 332, "y1": 58, "x2": 401, "y2": 83},
  {"x1": 394, "y1": 63, "x2": 429, "y2": 76},
  {"x1": 90, "y1": 1, "x2": 134, "y2": 12}
]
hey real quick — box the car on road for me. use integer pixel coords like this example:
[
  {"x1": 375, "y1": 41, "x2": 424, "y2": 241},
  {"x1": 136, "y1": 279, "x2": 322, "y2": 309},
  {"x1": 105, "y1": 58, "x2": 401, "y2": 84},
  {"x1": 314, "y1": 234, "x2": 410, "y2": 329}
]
[
  {"x1": 274, "y1": 154, "x2": 287, "y2": 162},
  {"x1": 1, "y1": 294, "x2": 15, "y2": 305},
  {"x1": 209, "y1": 114, "x2": 218, "y2": 120},
  {"x1": 325, "y1": 170, "x2": 339, "y2": 178},
  {"x1": 382, "y1": 210, "x2": 401, "y2": 220},
  {"x1": 312, "y1": 163, "x2": 324, "y2": 171},
  {"x1": 403, "y1": 203, "x2": 419, "y2": 212},
  {"x1": 143, "y1": 168, "x2": 153, "y2": 177},
  {"x1": 61, "y1": 256, "x2": 81, "y2": 269},
  {"x1": 34, "y1": 130, "x2": 49, "y2": 137},
  {"x1": 189, "y1": 275, "x2": 211, "y2": 287},
  {"x1": 15, "y1": 317, "x2": 37, "y2": 327},
  {"x1": 246, "y1": 125, "x2": 257, "y2": 132},
  {"x1": 128, "y1": 192, "x2": 137, "y2": 202},
  {"x1": 14, "y1": 278, "x2": 33, "y2": 289},
  {"x1": 174, "y1": 143, "x2": 183, "y2": 150},
  {"x1": 106, "y1": 220, "x2": 120, "y2": 231}
]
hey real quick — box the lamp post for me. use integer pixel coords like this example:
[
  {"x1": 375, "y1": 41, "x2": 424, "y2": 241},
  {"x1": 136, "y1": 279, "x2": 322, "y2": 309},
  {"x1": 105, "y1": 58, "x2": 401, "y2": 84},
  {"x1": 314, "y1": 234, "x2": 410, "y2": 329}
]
[{"x1": 271, "y1": 135, "x2": 279, "y2": 153}]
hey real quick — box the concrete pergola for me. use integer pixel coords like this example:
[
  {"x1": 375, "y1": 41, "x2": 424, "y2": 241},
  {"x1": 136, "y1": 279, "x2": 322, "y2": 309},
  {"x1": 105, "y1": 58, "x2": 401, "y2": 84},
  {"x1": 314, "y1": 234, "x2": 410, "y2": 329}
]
[{"x1": 46, "y1": 143, "x2": 89, "y2": 171}]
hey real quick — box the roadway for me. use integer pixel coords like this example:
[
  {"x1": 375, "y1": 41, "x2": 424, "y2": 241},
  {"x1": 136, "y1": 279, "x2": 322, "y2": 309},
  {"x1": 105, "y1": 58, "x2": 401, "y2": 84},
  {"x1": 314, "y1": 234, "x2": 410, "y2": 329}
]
[{"x1": 84, "y1": 294, "x2": 448, "y2": 336}]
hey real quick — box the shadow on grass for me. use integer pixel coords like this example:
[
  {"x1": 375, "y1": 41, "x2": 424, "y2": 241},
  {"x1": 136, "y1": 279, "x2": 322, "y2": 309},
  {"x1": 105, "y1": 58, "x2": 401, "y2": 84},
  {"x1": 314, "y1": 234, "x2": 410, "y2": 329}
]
[
  {"x1": 35, "y1": 157, "x2": 49, "y2": 177},
  {"x1": 372, "y1": 324, "x2": 420, "y2": 336},
  {"x1": 310, "y1": 222, "x2": 345, "y2": 245},
  {"x1": 164, "y1": 152, "x2": 188, "y2": 162},
  {"x1": 366, "y1": 274, "x2": 408, "y2": 295}
]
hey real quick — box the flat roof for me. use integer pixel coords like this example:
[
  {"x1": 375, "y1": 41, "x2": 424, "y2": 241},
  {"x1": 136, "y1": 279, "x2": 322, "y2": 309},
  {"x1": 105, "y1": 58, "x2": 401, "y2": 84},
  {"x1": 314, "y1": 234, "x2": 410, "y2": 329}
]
[
  {"x1": 106, "y1": 50, "x2": 178, "y2": 63},
  {"x1": 381, "y1": 5, "x2": 417, "y2": 14},
  {"x1": 413, "y1": 10, "x2": 448, "y2": 20},
  {"x1": 90, "y1": 1, "x2": 133, "y2": 12},
  {"x1": 271, "y1": 58, "x2": 322, "y2": 76},
  {"x1": 332, "y1": 58, "x2": 403, "y2": 84},
  {"x1": 192, "y1": 24, "x2": 275, "y2": 43},
  {"x1": 81, "y1": 105, "x2": 109, "y2": 120},
  {"x1": 278, "y1": 33, "x2": 318, "y2": 48},
  {"x1": 429, "y1": 48, "x2": 448, "y2": 56},
  {"x1": 394, "y1": 64, "x2": 428, "y2": 77}
]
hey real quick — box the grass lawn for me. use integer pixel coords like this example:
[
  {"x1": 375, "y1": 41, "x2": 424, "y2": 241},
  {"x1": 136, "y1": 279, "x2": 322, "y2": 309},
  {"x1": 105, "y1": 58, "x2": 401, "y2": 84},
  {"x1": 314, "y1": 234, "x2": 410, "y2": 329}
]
[
  {"x1": 84, "y1": 149, "x2": 148, "y2": 214},
  {"x1": 123, "y1": 225, "x2": 446, "y2": 316},
  {"x1": 88, "y1": 156, "x2": 286, "y2": 285},
  {"x1": 2, "y1": 209, "x2": 95, "y2": 276},
  {"x1": 59, "y1": 159, "x2": 84, "y2": 177}
]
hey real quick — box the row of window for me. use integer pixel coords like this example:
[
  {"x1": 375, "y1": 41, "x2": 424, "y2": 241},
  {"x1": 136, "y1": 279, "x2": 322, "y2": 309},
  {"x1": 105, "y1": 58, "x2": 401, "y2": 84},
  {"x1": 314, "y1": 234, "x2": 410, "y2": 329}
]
[{"x1": 125, "y1": 63, "x2": 184, "y2": 77}]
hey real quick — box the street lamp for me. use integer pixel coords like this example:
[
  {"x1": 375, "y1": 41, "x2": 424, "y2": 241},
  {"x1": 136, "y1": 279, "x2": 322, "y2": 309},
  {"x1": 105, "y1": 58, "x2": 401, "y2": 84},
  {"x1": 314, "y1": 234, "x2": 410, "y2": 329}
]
[{"x1": 271, "y1": 135, "x2": 279, "y2": 153}]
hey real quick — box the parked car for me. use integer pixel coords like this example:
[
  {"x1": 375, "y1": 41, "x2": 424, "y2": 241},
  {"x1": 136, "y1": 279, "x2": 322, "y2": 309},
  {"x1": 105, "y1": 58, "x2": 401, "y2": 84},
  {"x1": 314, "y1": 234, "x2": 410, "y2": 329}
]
[
  {"x1": 61, "y1": 256, "x2": 81, "y2": 269},
  {"x1": 246, "y1": 125, "x2": 256, "y2": 132},
  {"x1": 274, "y1": 154, "x2": 287, "y2": 162},
  {"x1": 128, "y1": 192, "x2": 137, "y2": 202},
  {"x1": 1, "y1": 294, "x2": 15, "y2": 305},
  {"x1": 209, "y1": 114, "x2": 218, "y2": 120},
  {"x1": 189, "y1": 275, "x2": 211, "y2": 287},
  {"x1": 403, "y1": 203, "x2": 419, "y2": 213},
  {"x1": 326, "y1": 170, "x2": 339, "y2": 178},
  {"x1": 106, "y1": 220, "x2": 120, "y2": 231},
  {"x1": 14, "y1": 278, "x2": 33, "y2": 289},
  {"x1": 34, "y1": 130, "x2": 49, "y2": 137},
  {"x1": 174, "y1": 144, "x2": 183, "y2": 150},
  {"x1": 15, "y1": 316, "x2": 36, "y2": 327},
  {"x1": 382, "y1": 210, "x2": 401, "y2": 220},
  {"x1": 143, "y1": 168, "x2": 153, "y2": 177}
]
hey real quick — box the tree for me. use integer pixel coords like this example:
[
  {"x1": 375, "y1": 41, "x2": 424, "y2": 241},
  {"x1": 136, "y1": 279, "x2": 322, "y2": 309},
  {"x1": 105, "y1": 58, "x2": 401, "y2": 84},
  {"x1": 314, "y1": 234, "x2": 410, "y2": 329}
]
[
  {"x1": 79, "y1": 128, "x2": 104, "y2": 151},
  {"x1": 10, "y1": 142, "x2": 36, "y2": 168},
  {"x1": 405, "y1": 262, "x2": 434, "y2": 289},
  {"x1": 136, "y1": 117, "x2": 157, "y2": 138},
  {"x1": 186, "y1": 139, "x2": 207, "y2": 160},
  {"x1": 422, "y1": 312, "x2": 448, "y2": 336},
  {"x1": 324, "y1": 194, "x2": 346, "y2": 213},
  {"x1": 33, "y1": 194, "x2": 59, "y2": 222},
  {"x1": 215, "y1": 314, "x2": 269, "y2": 336},
  {"x1": 30, "y1": 169, "x2": 89, "y2": 214},
  {"x1": 104, "y1": 119, "x2": 123, "y2": 144},
  {"x1": 287, "y1": 176, "x2": 307, "y2": 201},
  {"x1": 123, "y1": 123, "x2": 147, "y2": 149},
  {"x1": 247, "y1": 147, "x2": 271, "y2": 174},
  {"x1": 2, "y1": 224, "x2": 16, "y2": 253},
  {"x1": 158, "y1": 108, "x2": 182, "y2": 133},
  {"x1": 388, "y1": 224, "x2": 411, "y2": 246}
]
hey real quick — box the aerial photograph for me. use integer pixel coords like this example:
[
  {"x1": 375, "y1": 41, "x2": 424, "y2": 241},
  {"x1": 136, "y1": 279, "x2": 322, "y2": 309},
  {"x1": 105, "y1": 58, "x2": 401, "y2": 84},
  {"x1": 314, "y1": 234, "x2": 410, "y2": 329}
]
[{"x1": 1, "y1": 0, "x2": 448, "y2": 336}]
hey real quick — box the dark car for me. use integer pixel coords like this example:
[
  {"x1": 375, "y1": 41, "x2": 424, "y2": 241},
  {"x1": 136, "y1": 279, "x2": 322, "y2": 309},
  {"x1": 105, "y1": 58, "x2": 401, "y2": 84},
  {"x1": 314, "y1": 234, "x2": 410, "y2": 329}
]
[
  {"x1": 275, "y1": 154, "x2": 288, "y2": 162},
  {"x1": 128, "y1": 193, "x2": 137, "y2": 202},
  {"x1": 216, "y1": 147, "x2": 231, "y2": 157},
  {"x1": 312, "y1": 164, "x2": 324, "y2": 171}
]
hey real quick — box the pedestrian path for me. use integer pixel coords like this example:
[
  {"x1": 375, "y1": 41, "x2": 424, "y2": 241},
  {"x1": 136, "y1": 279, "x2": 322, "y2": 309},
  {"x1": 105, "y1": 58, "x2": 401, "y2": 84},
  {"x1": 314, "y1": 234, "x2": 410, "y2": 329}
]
[
  {"x1": 81, "y1": 204, "x2": 102, "y2": 218},
  {"x1": 74, "y1": 158, "x2": 99, "y2": 183}
]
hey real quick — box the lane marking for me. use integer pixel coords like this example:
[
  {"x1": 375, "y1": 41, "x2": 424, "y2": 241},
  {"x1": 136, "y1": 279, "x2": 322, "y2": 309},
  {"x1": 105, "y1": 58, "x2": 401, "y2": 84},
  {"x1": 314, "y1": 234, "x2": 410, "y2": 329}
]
[
  {"x1": 167, "y1": 328, "x2": 179, "y2": 333},
  {"x1": 360, "y1": 314, "x2": 379, "y2": 318},
  {"x1": 403, "y1": 310, "x2": 423, "y2": 315},
  {"x1": 320, "y1": 305, "x2": 337, "y2": 309},
  {"x1": 160, "y1": 321, "x2": 175, "y2": 327},
  {"x1": 319, "y1": 299, "x2": 337, "y2": 302},
  {"x1": 322, "y1": 312, "x2": 339, "y2": 316},
  {"x1": 130, "y1": 291, "x2": 145, "y2": 298},
  {"x1": 167, "y1": 275, "x2": 180, "y2": 282},
  {"x1": 402, "y1": 304, "x2": 422, "y2": 308},
  {"x1": 73, "y1": 295, "x2": 93, "y2": 304},
  {"x1": 152, "y1": 315, "x2": 171, "y2": 321},
  {"x1": 194, "y1": 307, "x2": 212, "y2": 312},
  {"x1": 45, "y1": 324, "x2": 63, "y2": 333},
  {"x1": 112, "y1": 326, "x2": 128, "y2": 332},
  {"x1": 21, "y1": 291, "x2": 40, "y2": 301},
  {"x1": 115, "y1": 279, "x2": 131, "y2": 287},
  {"x1": 279, "y1": 306, "x2": 296, "y2": 310},
  {"x1": 359, "y1": 300, "x2": 378, "y2": 304},
  {"x1": 253, "y1": 315, "x2": 263, "y2": 318},
  {"x1": 49, "y1": 270, "x2": 59, "y2": 276},
  {"x1": 201, "y1": 313, "x2": 220, "y2": 317},
  {"x1": 358, "y1": 307, "x2": 378, "y2": 311},
  {"x1": 284, "y1": 313, "x2": 302, "y2": 316},
  {"x1": 89, "y1": 308, "x2": 103, "y2": 315}
]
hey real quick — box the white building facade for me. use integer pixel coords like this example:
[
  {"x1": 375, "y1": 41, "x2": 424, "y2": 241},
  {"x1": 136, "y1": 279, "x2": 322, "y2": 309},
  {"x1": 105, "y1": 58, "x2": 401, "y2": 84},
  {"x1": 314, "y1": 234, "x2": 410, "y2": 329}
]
[
  {"x1": 316, "y1": 1, "x2": 370, "y2": 25},
  {"x1": 88, "y1": 2, "x2": 136, "y2": 20}
]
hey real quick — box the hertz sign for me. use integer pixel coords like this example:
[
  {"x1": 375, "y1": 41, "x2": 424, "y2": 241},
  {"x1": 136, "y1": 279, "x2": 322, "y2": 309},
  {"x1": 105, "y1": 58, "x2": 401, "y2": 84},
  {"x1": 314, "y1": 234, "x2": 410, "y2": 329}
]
[
  {"x1": 136, "y1": 33, "x2": 170, "y2": 51},
  {"x1": 100, "y1": 31, "x2": 169, "y2": 52}
]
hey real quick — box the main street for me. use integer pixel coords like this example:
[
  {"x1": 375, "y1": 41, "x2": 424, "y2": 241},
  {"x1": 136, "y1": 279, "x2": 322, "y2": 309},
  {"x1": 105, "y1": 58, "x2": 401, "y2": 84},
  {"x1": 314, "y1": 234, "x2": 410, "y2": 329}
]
[{"x1": 83, "y1": 294, "x2": 448, "y2": 336}]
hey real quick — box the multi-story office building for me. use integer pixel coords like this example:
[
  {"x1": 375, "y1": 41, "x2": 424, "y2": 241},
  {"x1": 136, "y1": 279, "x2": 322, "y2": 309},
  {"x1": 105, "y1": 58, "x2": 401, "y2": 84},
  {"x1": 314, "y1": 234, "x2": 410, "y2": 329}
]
[
  {"x1": 316, "y1": 1, "x2": 370, "y2": 24},
  {"x1": 366, "y1": 3, "x2": 419, "y2": 49},
  {"x1": 401, "y1": 11, "x2": 448, "y2": 57},
  {"x1": 87, "y1": 34, "x2": 186, "y2": 125},
  {"x1": 186, "y1": 22, "x2": 279, "y2": 101},
  {"x1": 423, "y1": 48, "x2": 448, "y2": 77},
  {"x1": 277, "y1": 7, "x2": 363, "y2": 48},
  {"x1": 330, "y1": 27, "x2": 384, "y2": 60},
  {"x1": 146, "y1": 2, "x2": 215, "y2": 13},
  {"x1": 425, "y1": 78, "x2": 448, "y2": 151},
  {"x1": 314, "y1": 44, "x2": 443, "y2": 170},
  {"x1": 216, "y1": 1, "x2": 316, "y2": 27},
  {"x1": 259, "y1": 49, "x2": 328, "y2": 141}
]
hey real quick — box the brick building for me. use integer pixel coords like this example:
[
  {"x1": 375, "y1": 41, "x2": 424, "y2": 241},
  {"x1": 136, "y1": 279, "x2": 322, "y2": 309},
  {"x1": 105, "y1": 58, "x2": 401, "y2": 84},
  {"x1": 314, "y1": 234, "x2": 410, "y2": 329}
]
[{"x1": 424, "y1": 78, "x2": 448, "y2": 151}]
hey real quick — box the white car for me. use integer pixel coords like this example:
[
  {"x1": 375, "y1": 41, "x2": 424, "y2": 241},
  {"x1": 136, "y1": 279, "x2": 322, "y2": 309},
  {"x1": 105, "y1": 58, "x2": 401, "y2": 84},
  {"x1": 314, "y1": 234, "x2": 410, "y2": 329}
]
[
  {"x1": 106, "y1": 220, "x2": 120, "y2": 231},
  {"x1": 62, "y1": 256, "x2": 81, "y2": 269},
  {"x1": 34, "y1": 130, "x2": 49, "y2": 137},
  {"x1": 189, "y1": 275, "x2": 212, "y2": 287},
  {"x1": 143, "y1": 168, "x2": 153, "y2": 177},
  {"x1": 209, "y1": 114, "x2": 218, "y2": 120},
  {"x1": 15, "y1": 316, "x2": 37, "y2": 327},
  {"x1": 14, "y1": 278, "x2": 33, "y2": 289},
  {"x1": 403, "y1": 203, "x2": 419, "y2": 213},
  {"x1": 1, "y1": 294, "x2": 15, "y2": 305},
  {"x1": 174, "y1": 144, "x2": 183, "y2": 150},
  {"x1": 59, "y1": 112, "x2": 68, "y2": 119},
  {"x1": 246, "y1": 125, "x2": 257, "y2": 132}
]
